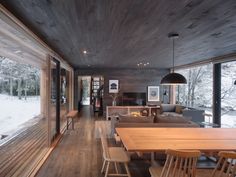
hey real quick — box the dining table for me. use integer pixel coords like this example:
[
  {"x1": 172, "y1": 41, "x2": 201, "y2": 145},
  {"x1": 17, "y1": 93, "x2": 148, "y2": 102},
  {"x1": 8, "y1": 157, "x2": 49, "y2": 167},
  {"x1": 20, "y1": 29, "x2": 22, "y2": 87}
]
[
  {"x1": 116, "y1": 127, "x2": 236, "y2": 165},
  {"x1": 116, "y1": 127, "x2": 236, "y2": 152}
]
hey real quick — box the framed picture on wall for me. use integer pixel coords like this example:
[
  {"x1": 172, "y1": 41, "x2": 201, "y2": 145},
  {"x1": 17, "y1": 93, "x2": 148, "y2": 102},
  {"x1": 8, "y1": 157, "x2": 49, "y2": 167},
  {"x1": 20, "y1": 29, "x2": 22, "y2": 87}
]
[
  {"x1": 147, "y1": 86, "x2": 160, "y2": 101},
  {"x1": 109, "y1": 80, "x2": 119, "y2": 93}
]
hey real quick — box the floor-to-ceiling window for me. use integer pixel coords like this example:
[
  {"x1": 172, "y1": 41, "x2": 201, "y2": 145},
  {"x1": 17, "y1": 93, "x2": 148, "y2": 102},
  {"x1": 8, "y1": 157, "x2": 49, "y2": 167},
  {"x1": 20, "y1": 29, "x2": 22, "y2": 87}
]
[
  {"x1": 0, "y1": 6, "x2": 74, "y2": 175},
  {"x1": 0, "y1": 56, "x2": 48, "y2": 176},
  {"x1": 0, "y1": 56, "x2": 40, "y2": 139},
  {"x1": 221, "y1": 61, "x2": 236, "y2": 127},
  {"x1": 175, "y1": 64, "x2": 213, "y2": 122},
  {"x1": 49, "y1": 59, "x2": 59, "y2": 140}
]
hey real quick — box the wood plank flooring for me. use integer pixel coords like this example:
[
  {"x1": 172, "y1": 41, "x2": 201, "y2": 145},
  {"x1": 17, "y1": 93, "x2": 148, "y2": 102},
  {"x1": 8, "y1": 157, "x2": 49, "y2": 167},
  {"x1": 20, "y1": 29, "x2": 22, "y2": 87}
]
[
  {"x1": 36, "y1": 106, "x2": 151, "y2": 177},
  {"x1": 0, "y1": 118, "x2": 48, "y2": 177}
]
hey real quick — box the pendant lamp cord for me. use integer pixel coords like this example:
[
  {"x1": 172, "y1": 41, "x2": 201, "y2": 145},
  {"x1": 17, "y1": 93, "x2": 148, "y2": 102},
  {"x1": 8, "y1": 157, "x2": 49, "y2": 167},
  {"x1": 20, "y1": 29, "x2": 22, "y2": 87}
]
[{"x1": 172, "y1": 38, "x2": 175, "y2": 72}]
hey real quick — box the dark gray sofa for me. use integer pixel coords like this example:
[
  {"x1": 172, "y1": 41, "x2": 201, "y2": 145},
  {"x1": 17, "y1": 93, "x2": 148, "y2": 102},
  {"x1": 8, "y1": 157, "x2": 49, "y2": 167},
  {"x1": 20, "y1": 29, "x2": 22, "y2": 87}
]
[
  {"x1": 111, "y1": 114, "x2": 200, "y2": 135},
  {"x1": 160, "y1": 104, "x2": 205, "y2": 123}
]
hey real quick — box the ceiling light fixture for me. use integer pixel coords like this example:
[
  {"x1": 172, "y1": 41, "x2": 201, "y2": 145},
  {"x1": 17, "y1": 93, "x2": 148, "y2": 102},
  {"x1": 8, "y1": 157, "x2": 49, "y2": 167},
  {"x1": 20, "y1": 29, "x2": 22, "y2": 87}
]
[
  {"x1": 83, "y1": 50, "x2": 87, "y2": 54},
  {"x1": 160, "y1": 33, "x2": 187, "y2": 85},
  {"x1": 137, "y1": 62, "x2": 150, "y2": 67}
]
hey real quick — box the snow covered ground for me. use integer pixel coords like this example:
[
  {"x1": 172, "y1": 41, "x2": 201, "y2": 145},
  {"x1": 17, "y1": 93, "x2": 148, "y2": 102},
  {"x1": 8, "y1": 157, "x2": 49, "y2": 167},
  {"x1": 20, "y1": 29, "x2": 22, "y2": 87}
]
[
  {"x1": 203, "y1": 109, "x2": 236, "y2": 128},
  {"x1": 0, "y1": 94, "x2": 40, "y2": 136},
  {"x1": 221, "y1": 111, "x2": 236, "y2": 128}
]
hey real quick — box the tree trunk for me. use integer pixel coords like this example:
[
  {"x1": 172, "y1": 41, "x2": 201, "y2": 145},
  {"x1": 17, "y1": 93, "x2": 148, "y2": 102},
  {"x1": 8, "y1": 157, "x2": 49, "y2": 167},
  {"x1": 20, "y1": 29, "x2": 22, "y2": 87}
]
[
  {"x1": 24, "y1": 89, "x2": 27, "y2": 100},
  {"x1": 191, "y1": 88, "x2": 195, "y2": 107},
  {"x1": 10, "y1": 78, "x2": 13, "y2": 96},
  {"x1": 17, "y1": 78, "x2": 22, "y2": 100},
  {"x1": 24, "y1": 81, "x2": 28, "y2": 100},
  {"x1": 35, "y1": 80, "x2": 38, "y2": 95},
  {"x1": 0, "y1": 80, "x2": 2, "y2": 93}
]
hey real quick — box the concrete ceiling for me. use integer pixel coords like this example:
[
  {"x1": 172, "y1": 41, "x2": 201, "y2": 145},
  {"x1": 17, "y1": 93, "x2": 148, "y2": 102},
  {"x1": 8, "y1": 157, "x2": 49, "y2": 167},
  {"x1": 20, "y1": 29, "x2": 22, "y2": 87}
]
[{"x1": 2, "y1": 0, "x2": 236, "y2": 69}]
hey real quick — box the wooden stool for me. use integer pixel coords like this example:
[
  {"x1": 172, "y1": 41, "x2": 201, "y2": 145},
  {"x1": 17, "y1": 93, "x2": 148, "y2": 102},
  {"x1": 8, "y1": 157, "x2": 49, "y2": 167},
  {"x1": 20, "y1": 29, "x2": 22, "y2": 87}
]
[{"x1": 66, "y1": 110, "x2": 78, "y2": 130}]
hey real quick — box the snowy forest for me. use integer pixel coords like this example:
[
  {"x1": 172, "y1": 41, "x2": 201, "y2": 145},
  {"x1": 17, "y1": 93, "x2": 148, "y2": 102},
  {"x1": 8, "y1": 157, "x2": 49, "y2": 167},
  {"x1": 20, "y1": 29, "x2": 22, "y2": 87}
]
[
  {"x1": 176, "y1": 62, "x2": 236, "y2": 110},
  {"x1": 0, "y1": 56, "x2": 41, "y2": 137},
  {"x1": 176, "y1": 61, "x2": 236, "y2": 127},
  {"x1": 0, "y1": 56, "x2": 40, "y2": 99}
]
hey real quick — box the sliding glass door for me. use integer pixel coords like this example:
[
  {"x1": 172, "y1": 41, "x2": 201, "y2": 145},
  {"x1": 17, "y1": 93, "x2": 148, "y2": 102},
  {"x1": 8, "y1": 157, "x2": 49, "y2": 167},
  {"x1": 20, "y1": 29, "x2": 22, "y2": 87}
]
[{"x1": 49, "y1": 58, "x2": 60, "y2": 141}]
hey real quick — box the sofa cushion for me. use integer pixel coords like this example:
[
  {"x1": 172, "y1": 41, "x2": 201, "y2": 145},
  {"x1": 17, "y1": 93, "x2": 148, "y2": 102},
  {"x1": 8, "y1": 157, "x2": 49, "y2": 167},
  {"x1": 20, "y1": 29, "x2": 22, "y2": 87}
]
[
  {"x1": 119, "y1": 115, "x2": 154, "y2": 123},
  {"x1": 162, "y1": 112, "x2": 183, "y2": 117},
  {"x1": 161, "y1": 104, "x2": 176, "y2": 112},
  {"x1": 175, "y1": 105, "x2": 184, "y2": 114},
  {"x1": 156, "y1": 115, "x2": 189, "y2": 124}
]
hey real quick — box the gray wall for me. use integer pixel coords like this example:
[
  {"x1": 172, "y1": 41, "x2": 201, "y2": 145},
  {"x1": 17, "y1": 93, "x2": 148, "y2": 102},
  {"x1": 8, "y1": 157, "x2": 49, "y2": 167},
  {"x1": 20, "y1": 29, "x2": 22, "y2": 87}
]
[{"x1": 74, "y1": 68, "x2": 169, "y2": 114}]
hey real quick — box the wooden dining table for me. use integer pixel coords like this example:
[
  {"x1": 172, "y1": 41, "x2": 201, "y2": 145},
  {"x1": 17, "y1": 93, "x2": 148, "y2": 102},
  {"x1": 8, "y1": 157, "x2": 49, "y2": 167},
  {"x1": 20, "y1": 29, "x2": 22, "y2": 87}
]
[{"x1": 116, "y1": 128, "x2": 236, "y2": 152}]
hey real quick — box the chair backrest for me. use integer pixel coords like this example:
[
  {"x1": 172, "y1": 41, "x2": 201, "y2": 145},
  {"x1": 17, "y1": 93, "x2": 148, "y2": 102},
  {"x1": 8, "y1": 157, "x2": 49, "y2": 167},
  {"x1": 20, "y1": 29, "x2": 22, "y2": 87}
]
[
  {"x1": 160, "y1": 149, "x2": 201, "y2": 177},
  {"x1": 98, "y1": 127, "x2": 110, "y2": 160},
  {"x1": 211, "y1": 151, "x2": 236, "y2": 177}
]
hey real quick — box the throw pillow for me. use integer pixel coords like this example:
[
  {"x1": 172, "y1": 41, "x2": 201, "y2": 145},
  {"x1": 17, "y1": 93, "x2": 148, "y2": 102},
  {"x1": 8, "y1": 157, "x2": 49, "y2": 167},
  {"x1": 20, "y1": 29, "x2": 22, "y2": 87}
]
[{"x1": 175, "y1": 105, "x2": 183, "y2": 114}]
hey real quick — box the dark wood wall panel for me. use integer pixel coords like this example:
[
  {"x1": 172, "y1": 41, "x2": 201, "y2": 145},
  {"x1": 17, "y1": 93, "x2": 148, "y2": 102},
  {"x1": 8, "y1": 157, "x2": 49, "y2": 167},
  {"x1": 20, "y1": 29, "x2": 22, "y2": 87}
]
[{"x1": 74, "y1": 68, "x2": 169, "y2": 113}]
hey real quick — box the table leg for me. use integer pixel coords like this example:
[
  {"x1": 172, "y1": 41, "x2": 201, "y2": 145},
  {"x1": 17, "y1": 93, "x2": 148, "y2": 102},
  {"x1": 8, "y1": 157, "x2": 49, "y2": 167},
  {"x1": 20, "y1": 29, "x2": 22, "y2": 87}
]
[{"x1": 72, "y1": 118, "x2": 74, "y2": 129}]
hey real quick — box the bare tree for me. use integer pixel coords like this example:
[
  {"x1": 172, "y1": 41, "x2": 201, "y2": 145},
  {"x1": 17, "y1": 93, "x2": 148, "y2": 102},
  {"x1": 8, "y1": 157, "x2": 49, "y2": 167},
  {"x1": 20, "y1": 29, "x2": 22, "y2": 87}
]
[
  {"x1": 186, "y1": 67, "x2": 205, "y2": 107},
  {"x1": 0, "y1": 56, "x2": 40, "y2": 99}
]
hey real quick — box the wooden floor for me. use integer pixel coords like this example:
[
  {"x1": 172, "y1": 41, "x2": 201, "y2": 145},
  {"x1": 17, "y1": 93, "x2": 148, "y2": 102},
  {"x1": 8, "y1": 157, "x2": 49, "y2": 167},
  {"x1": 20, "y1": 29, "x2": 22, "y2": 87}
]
[
  {"x1": 36, "y1": 106, "x2": 151, "y2": 177},
  {"x1": 0, "y1": 118, "x2": 48, "y2": 177}
]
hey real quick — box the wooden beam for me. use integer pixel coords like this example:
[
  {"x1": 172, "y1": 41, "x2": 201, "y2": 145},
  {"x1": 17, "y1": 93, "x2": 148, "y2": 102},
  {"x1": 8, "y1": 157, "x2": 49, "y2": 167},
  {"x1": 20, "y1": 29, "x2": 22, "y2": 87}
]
[
  {"x1": 0, "y1": 4, "x2": 72, "y2": 69},
  {"x1": 175, "y1": 53, "x2": 236, "y2": 70}
]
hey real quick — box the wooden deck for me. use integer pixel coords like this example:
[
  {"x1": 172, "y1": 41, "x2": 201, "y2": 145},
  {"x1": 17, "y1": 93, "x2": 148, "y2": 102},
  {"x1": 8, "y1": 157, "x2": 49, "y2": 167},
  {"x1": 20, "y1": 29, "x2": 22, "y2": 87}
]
[
  {"x1": 36, "y1": 106, "x2": 151, "y2": 177},
  {"x1": 0, "y1": 118, "x2": 48, "y2": 177}
]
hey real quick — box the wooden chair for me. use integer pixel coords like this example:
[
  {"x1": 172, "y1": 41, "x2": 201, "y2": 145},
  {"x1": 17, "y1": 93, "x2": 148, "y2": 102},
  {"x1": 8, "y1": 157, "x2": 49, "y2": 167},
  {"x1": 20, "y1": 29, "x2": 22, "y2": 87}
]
[
  {"x1": 149, "y1": 149, "x2": 201, "y2": 177},
  {"x1": 197, "y1": 151, "x2": 236, "y2": 177},
  {"x1": 99, "y1": 128, "x2": 131, "y2": 177}
]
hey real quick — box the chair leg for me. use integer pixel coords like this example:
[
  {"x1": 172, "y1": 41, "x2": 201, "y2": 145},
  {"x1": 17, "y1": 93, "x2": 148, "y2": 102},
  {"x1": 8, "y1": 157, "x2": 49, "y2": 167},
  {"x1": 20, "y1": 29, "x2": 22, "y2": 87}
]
[
  {"x1": 114, "y1": 162, "x2": 118, "y2": 173},
  {"x1": 105, "y1": 161, "x2": 110, "y2": 177},
  {"x1": 72, "y1": 118, "x2": 74, "y2": 129},
  {"x1": 124, "y1": 163, "x2": 131, "y2": 177},
  {"x1": 101, "y1": 159, "x2": 106, "y2": 173}
]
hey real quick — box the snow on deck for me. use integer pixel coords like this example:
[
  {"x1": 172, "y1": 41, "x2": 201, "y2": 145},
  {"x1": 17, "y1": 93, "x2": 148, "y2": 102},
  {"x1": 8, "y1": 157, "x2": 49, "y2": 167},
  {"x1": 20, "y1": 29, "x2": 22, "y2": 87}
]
[{"x1": 0, "y1": 94, "x2": 40, "y2": 136}]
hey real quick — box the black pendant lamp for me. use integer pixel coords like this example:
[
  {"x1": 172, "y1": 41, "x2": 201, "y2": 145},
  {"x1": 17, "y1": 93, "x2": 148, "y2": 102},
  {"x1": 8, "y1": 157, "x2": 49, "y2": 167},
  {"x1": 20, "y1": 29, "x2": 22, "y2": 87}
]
[{"x1": 161, "y1": 33, "x2": 187, "y2": 85}]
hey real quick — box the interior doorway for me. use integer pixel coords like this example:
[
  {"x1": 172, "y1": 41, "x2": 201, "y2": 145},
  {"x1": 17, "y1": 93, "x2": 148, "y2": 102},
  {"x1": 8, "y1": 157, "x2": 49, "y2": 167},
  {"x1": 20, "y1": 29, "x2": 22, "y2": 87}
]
[
  {"x1": 79, "y1": 76, "x2": 91, "y2": 105},
  {"x1": 77, "y1": 75, "x2": 104, "y2": 115}
]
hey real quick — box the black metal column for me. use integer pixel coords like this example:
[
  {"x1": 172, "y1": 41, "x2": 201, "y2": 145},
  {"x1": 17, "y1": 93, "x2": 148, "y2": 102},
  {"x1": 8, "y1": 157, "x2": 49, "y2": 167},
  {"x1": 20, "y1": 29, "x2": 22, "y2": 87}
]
[
  {"x1": 55, "y1": 59, "x2": 61, "y2": 135},
  {"x1": 213, "y1": 63, "x2": 221, "y2": 126}
]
